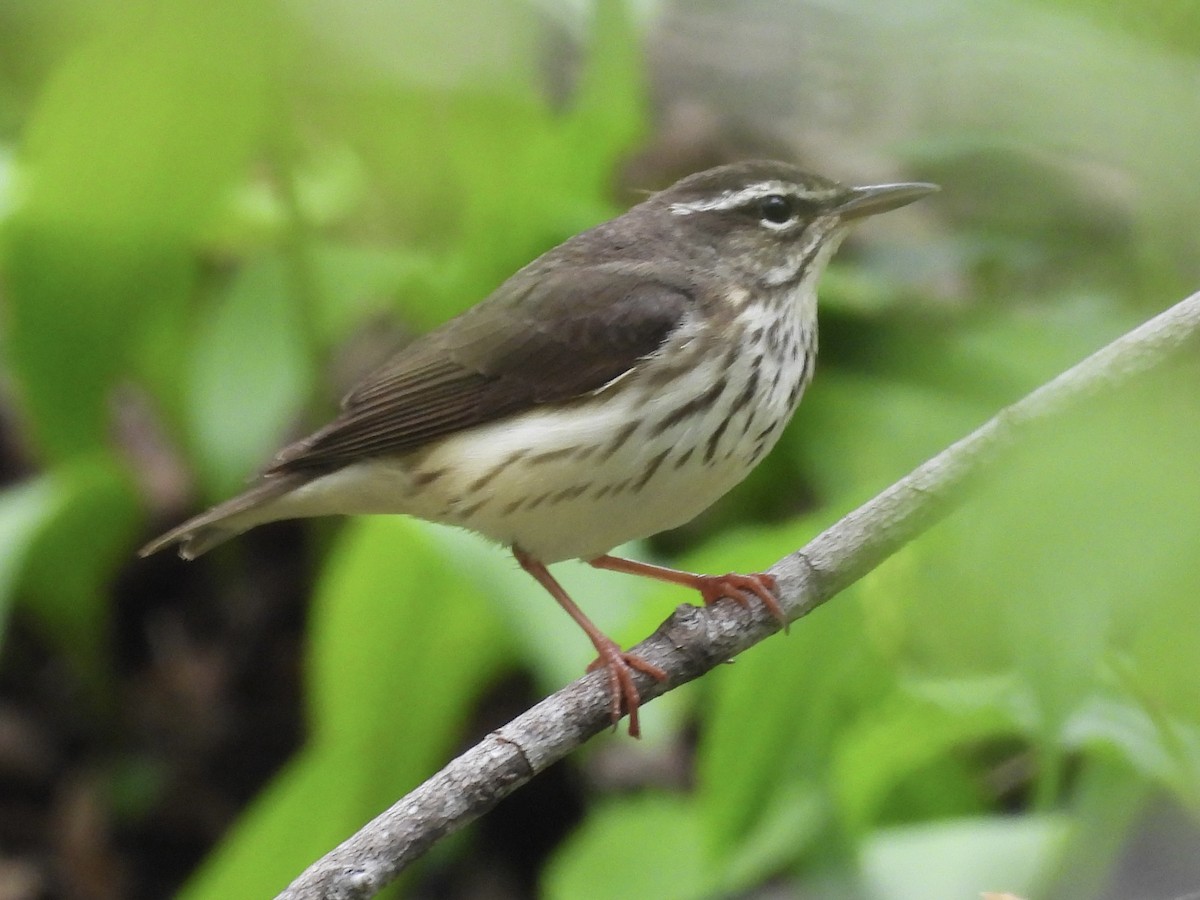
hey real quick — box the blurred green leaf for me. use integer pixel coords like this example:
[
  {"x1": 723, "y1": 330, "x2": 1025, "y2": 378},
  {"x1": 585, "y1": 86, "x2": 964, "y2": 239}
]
[
  {"x1": 0, "y1": 477, "x2": 62, "y2": 645},
  {"x1": 178, "y1": 743, "x2": 373, "y2": 900},
  {"x1": 308, "y1": 516, "x2": 510, "y2": 748},
  {"x1": 18, "y1": 454, "x2": 140, "y2": 685},
  {"x1": 801, "y1": 371, "x2": 985, "y2": 499},
  {"x1": 690, "y1": 520, "x2": 892, "y2": 856},
  {"x1": 1045, "y1": 0, "x2": 1200, "y2": 58},
  {"x1": 299, "y1": 0, "x2": 644, "y2": 339},
  {"x1": 186, "y1": 256, "x2": 316, "y2": 499},
  {"x1": 563, "y1": 0, "x2": 647, "y2": 197},
  {"x1": 543, "y1": 793, "x2": 710, "y2": 900},
  {"x1": 818, "y1": 333, "x2": 1200, "y2": 774},
  {"x1": 832, "y1": 688, "x2": 1015, "y2": 836},
  {"x1": 860, "y1": 814, "x2": 1070, "y2": 900},
  {"x1": 0, "y1": 144, "x2": 16, "y2": 223},
  {"x1": 5, "y1": 0, "x2": 276, "y2": 459},
  {"x1": 181, "y1": 515, "x2": 510, "y2": 898},
  {"x1": 1063, "y1": 693, "x2": 1200, "y2": 808},
  {"x1": 716, "y1": 780, "x2": 824, "y2": 895},
  {"x1": 308, "y1": 244, "x2": 440, "y2": 345},
  {"x1": 1037, "y1": 757, "x2": 1148, "y2": 900},
  {"x1": 208, "y1": 144, "x2": 369, "y2": 252},
  {"x1": 689, "y1": 301, "x2": 1200, "y2": 887},
  {"x1": 0, "y1": 455, "x2": 137, "y2": 688}
]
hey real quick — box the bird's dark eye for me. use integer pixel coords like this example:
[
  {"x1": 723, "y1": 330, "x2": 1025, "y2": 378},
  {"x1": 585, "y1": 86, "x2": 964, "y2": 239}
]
[{"x1": 758, "y1": 194, "x2": 796, "y2": 225}]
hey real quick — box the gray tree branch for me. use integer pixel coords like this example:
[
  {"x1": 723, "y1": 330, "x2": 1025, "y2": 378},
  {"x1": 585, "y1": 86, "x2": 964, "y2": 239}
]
[{"x1": 276, "y1": 291, "x2": 1200, "y2": 900}]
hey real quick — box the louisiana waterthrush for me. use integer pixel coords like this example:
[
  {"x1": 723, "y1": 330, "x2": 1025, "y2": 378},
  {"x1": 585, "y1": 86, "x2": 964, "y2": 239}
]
[{"x1": 141, "y1": 160, "x2": 936, "y2": 735}]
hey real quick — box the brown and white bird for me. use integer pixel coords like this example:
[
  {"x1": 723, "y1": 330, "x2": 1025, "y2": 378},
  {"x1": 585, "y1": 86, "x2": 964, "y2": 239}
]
[{"x1": 141, "y1": 160, "x2": 936, "y2": 735}]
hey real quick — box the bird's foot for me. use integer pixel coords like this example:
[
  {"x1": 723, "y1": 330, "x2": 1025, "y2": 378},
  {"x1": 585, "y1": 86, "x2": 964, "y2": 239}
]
[
  {"x1": 514, "y1": 546, "x2": 667, "y2": 737},
  {"x1": 692, "y1": 571, "x2": 783, "y2": 623},
  {"x1": 586, "y1": 642, "x2": 668, "y2": 738}
]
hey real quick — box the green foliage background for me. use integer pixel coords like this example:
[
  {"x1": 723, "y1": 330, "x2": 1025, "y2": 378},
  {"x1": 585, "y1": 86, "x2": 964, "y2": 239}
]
[{"x1": 1, "y1": 0, "x2": 1198, "y2": 897}]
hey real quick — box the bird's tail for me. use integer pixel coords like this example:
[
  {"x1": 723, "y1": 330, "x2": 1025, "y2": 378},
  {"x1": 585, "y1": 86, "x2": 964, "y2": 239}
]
[{"x1": 139, "y1": 473, "x2": 308, "y2": 560}]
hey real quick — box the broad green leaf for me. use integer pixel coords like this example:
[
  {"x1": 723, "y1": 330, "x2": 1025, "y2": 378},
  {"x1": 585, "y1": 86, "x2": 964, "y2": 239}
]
[
  {"x1": 308, "y1": 244, "x2": 441, "y2": 345},
  {"x1": 302, "y1": 0, "x2": 644, "y2": 337},
  {"x1": 691, "y1": 520, "x2": 892, "y2": 855},
  {"x1": 180, "y1": 516, "x2": 511, "y2": 898},
  {"x1": 178, "y1": 743, "x2": 376, "y2": 900},
  {"x1": 17, "y1": 454, "x2": 141, "y2": 686},
  {"x1": 860, "y1": 815, "x2": 1069, "y2": 900},
  {"x1": 0, "y1": 144, "x2": 16, "y2": 223},
  {"x1": 186, "y1": 256, "x2": 315, "y2": 499},
  {"x1": 832, "y1": 688, "x2": 1016, "y2": 836},
  {"x1": 543, "y1": 793, "x2": 711, "y2": 900},
  {"x1": 308, "y1": 516, "x2": 510, "y2": 756},
  {"x1": 716, "y1": 780, "x2": 824, "y2": 895},
  {"x1": 1047, "y1": 0, "x2": 1200, "y2": 58},
  {"x1": 1036, "y1": 756, "x2": 1149, "y2": 900},
  {"x1": 795, "y1": 366, "x2": 1005, "y2": 505},
  {"x1": 0, "y1": 456, "x2": 137, "y2": 685},
  {"x1": 818, "y1": 340, "x2": 1200, "y2": 808},
  {"x1": 0, "y1": 477, "x2": 63, "y2": 645},
  {"x1": 1063, "y1": 693, "x2": 1200, "y2": 808},
  {"x1": 943, "y1": 365, "x2": 1198, "y2": 782},
  {"x1": 6, "y1": 0, "x2": 275, "y2": 459}
]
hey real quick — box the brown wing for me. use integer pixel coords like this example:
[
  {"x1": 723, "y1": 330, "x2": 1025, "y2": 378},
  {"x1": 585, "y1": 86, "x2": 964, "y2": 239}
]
[{"x1": 268, "y1": 264, "x2": 694, "y2": 473}]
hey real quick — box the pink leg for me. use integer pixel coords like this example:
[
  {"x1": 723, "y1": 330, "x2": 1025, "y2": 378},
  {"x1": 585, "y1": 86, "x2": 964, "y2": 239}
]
[
  {"x1": 514, "y1": 547, "x2": 667, "y2": 738},
  {"x1": 588, "y1": 554, "x2": 785, "y2": 626}
]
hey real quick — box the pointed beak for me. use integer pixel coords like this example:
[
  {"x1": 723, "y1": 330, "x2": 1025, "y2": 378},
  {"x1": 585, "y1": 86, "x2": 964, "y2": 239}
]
[{"x1": 834, "y1": 181, "x2": 939, "y2": 221}]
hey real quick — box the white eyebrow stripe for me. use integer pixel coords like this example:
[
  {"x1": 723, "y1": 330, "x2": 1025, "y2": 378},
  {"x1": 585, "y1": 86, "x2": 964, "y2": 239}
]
[
  {"x1": 668, "y1": 181, "x2": 837, "y2": 216},
  {"x1": 669, "y1": 181, "x2": 790, "y2": 215}
]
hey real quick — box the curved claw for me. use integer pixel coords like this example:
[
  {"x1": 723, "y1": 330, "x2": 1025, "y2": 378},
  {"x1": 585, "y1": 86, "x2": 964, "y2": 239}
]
[
  {"x1": 586, "y1": 644, "x2": 668, "y2": 737},
  {"x1": 695, "y1": 571, "x2": 784, "y2": 624}
]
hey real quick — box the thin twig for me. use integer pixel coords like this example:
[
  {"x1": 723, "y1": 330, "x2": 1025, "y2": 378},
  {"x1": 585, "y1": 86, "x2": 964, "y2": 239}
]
[{"x1": 277, "y1": 291, "x2": 1200, "y2": 900}]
